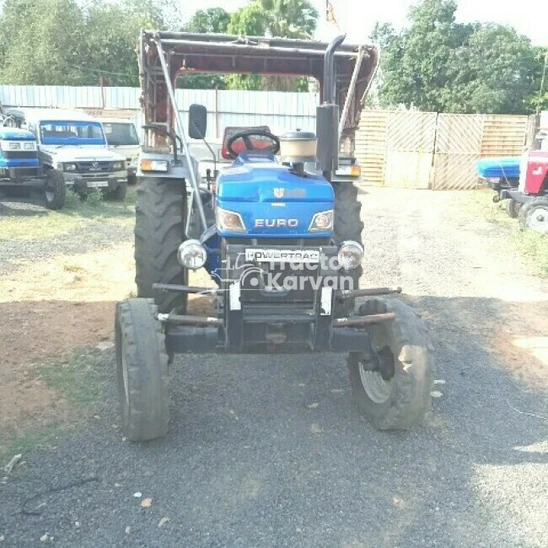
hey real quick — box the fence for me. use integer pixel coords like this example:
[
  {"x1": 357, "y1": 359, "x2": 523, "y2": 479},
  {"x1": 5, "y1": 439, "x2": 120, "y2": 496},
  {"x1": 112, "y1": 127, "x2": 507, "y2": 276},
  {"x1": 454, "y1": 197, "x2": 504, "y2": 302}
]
[
  {"x1": 356, "y1": 110, "x2": 537, "y2": 190},
  {"x1": 0, "y1": 85, "x2": 318, "y2": 140},
  {"x1": 0, "y1": 85, "x2": 539, "y2": 189}
]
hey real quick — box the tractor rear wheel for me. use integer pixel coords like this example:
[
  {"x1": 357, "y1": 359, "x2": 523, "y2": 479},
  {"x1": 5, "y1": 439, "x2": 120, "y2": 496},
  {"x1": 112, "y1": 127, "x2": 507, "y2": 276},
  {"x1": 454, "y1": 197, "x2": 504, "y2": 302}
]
[
  {"x1": 348, "y1": 298, "x2": 435, "y2": 430},
  {"x1": 134, "y1": 177, "x2": 188, "y2": 314},
  {"x1": 518, "y1": 196, "x2": 548, "y2": 234},
  {"x1": 332, "y1": 182, "x2": 364, "y2": 316},
  {"x1": 115, "y1": 298, "x2": 169, "y2": 441}
]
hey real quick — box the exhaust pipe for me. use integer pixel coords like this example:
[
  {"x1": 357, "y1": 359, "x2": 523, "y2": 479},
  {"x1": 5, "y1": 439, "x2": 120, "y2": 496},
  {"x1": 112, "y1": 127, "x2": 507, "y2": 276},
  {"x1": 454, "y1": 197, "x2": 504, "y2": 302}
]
[{"x1": 317, "y1": 34, "x2": 346, "y2": 174}]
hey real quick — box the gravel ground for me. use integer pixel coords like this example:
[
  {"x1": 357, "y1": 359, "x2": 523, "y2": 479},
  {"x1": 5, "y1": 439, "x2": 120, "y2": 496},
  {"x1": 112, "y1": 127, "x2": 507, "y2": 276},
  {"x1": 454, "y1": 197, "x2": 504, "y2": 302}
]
[
  {"x1": 1, "y1": 187, "x2": 548, "y2": 547},
  {"x1": 0, "y1": 199, "x2": 134, "y2": 275}
]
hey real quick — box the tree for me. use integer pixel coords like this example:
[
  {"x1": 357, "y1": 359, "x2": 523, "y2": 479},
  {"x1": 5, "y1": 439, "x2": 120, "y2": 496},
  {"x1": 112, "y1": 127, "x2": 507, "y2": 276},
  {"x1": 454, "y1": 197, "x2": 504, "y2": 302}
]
[
  {"x1": 225, "y1": 0, "x2": 319, "y2": 91},
  {"x1": 373, "y1": 0, "x2": 544, "y2": 115},
  {"x1": 0, "y1": 0, "x2": 88, "y2": 85},
  {"x1": 178, "y1": 8, "x2": 232, "y2": 90},
  {"x1": 184, "y1": 8, "x2": 231, "y2": 34}
]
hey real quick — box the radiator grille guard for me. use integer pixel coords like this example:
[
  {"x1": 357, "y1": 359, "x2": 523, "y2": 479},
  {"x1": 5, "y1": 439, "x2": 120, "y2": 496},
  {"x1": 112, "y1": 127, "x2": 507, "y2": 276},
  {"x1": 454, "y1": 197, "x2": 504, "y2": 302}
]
[{"x1": 223, "y1": 244, "x2": 341, "y2": 305}]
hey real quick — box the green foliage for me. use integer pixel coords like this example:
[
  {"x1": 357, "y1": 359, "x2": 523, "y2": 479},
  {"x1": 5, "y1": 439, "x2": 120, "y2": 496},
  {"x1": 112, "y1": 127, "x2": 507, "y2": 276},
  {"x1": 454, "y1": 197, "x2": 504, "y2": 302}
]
[
  {"x1": 225, "y1": 0, "x2": 318, "y2": 91},
  {"x1": 0, "y1": 0, "x2": 182, "y2": 86},
  {"x1": 179, "y1": 8, "x2": 232, "y2": 90},
  {"x1": 374, "y1": 0, "x2": 545, "y2": 114},
  {"x1": 84, "y1": 189, "x2": 104, "y2": 208}
]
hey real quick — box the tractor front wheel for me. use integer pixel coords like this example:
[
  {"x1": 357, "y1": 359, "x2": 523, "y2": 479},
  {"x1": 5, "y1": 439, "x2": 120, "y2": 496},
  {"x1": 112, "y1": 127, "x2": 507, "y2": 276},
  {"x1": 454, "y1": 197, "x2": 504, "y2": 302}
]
[
  {"x1": 135, "y1": 177, "x2": 188, "y2": 313},
  {"x1": 518, "y1": 197, "x2": 548, "y2": 234},
  {"x1": 115, "y1": 298, "x2": 170, "y2": 441},
  {"x1": 348, "y1": 298, "x2": 435, "y2": 430},
  {"x1": 44, "y1": 169, "x2": 66, "y2": 210}
]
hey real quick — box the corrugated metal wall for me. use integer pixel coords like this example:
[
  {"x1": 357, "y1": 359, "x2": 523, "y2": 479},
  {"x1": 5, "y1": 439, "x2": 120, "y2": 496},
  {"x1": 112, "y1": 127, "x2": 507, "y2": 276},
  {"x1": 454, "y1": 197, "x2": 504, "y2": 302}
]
[{"x1": 0, "y1": 85, "x2": 318, "y2": 139}]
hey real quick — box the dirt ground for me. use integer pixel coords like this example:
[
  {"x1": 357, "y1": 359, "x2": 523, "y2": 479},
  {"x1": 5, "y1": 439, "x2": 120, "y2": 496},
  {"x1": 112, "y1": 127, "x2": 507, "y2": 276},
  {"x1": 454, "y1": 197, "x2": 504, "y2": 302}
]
[{"x1": 0, "y1": 241, "x2": 214, "y2": 439}]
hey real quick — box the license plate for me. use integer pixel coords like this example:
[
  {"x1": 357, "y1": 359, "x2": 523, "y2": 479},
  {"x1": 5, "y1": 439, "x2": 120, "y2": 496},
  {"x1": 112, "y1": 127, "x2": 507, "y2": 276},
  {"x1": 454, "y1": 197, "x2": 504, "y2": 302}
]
[
  {"x1": 245, "y1": 248, "x2": 320, "y2": 263},
  {"x1": 86, "y1": 181, "x2": 109, "y2": 188}
]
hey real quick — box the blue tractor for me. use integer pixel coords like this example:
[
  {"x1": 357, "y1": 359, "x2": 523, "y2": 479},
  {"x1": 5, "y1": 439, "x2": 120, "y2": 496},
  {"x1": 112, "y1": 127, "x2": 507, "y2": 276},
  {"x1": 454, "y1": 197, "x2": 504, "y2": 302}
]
[
  {"x1": 114, "y1": 32, "x2": 436, "y2": 441},
  {"x1": 0, "y1": 115, "x2": 66, "y2": 209}
]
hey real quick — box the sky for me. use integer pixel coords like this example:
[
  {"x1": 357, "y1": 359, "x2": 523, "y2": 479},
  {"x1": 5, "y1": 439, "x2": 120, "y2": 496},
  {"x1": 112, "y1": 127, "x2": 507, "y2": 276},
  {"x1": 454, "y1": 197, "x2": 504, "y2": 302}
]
[{"x1": 183, "y1": 0, "x2": 548, "y2": 46}]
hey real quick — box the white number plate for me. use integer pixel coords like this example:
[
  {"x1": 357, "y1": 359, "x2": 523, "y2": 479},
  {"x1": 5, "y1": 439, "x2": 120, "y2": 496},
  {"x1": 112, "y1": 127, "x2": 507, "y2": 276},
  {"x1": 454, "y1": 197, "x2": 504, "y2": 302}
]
[
  {"x1": 245, "y1": 249, "x2": 320, "y2": 263},
  {"x1": 86, "y1": 181, "x2": 109, "y2": 188}
]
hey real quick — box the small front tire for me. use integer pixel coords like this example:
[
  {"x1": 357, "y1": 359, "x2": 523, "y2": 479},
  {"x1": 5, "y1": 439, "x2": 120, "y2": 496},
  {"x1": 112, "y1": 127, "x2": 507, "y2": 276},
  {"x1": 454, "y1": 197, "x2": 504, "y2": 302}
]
[
  {"x1": 115, "y1": 298, "x2": 170, "y2": 441},
  {"x1": 518, "y1": 197, "x2": 548, "y2": 234},
  {"x1": 44, "y1": 169, "x2": 66, "y2": 210},
  {"x1": 348, "y1": 298, "x2": 435, "y2": 430}
]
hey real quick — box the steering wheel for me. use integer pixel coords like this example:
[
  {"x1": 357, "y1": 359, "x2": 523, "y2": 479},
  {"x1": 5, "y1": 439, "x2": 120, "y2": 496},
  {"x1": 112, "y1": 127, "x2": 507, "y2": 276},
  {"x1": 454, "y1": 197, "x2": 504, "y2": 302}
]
[{"x1": 226, "y1": 129, "x2": 280, "y2": 159}]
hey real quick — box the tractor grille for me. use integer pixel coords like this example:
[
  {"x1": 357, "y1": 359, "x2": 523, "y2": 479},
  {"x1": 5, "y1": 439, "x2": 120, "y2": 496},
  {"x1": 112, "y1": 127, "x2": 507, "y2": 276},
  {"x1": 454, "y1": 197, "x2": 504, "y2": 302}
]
[
  {"x1": 0, "y1": 167, "x2": 41, "y2": 178},
  {"x1": 77, "y1": 161, "x2": 113, "y2": 173},
  {"x1": 2, "y1": 151, "x2": 37, "y2": 159}
]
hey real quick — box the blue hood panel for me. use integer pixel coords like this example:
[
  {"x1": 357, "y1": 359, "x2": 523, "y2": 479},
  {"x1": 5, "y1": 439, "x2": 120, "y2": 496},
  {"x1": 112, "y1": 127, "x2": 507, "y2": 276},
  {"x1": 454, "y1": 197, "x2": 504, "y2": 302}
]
[
  {"x1": 216, "y1": 153, "x2": 334, "y2": 238},
  {"x1": 0, "y1": 128, "x2": 36, "y2": 141}
]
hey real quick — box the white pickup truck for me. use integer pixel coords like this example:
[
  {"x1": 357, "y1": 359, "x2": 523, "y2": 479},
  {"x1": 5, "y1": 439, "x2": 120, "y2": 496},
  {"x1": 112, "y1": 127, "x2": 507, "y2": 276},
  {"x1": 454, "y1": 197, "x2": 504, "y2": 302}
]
[{"x1": 4, "y1": 108, "x2": 128, "y2": 200}]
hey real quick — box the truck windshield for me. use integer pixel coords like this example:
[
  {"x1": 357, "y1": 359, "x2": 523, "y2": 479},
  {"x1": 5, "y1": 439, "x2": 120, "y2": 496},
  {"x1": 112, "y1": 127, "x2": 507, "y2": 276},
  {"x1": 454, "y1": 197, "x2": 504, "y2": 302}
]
[
  {"x1": 102, "y1": 122, "x2": 139, "y2": 146},
  {"x1": 39, "y1": 120, "x2": 106, "y2": 146}
]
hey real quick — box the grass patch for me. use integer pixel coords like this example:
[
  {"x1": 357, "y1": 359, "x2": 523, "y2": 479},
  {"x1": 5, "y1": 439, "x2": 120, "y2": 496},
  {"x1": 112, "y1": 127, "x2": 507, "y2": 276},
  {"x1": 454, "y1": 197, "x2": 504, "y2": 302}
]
[
  {"x1": 0, "y1": 186, "x2": 136, "y2": 241},
  {"x1": 40, "y1": 347, "x2": 111, "y2": 409},
  {"x1": 465, "y1": 189, "x2": 548, "y2": 277},
  {"x1": 1, "y1": 348, "x2": 112, "y2": 465}
]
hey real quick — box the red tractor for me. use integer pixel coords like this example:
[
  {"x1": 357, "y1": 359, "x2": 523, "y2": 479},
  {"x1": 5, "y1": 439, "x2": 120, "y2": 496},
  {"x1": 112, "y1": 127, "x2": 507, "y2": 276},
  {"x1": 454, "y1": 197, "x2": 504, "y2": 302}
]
[{"x1": 503, "y1": 151, "x2": 548, "y2": 234}]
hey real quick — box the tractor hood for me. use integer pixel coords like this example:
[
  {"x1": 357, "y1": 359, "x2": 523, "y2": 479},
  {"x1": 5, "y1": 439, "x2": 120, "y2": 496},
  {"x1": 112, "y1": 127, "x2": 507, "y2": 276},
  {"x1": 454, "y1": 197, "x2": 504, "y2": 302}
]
[
  {"x1": 0, "y1": 128, "x2": 36, "y2": 141},
  {"x1": 216, "y1": 154, "x2": 334, "y2": 238}
]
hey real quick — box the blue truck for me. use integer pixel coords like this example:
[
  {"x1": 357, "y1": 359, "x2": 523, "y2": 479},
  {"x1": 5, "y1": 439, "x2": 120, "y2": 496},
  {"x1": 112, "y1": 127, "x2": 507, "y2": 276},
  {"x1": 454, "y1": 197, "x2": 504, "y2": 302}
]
[{"x1": 0, "y1": 117, "x2": 65, "y2": 209}]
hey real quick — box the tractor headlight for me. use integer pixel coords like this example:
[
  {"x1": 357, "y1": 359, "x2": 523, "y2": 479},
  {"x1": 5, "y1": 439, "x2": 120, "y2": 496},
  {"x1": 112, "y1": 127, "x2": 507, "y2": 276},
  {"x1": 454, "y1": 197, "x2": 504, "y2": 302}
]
[
  {"x1": 8, "y1": 142, "x2": 21, "y2": 150},
  {"x1": 140, "y1": 159, "x2": 168, "y2": 172},
  {"x1": 23, "y1": 142, "x2": 37, "y2": 151},
  {"x1": 216, "y1": 207, "x2": 247, "y2": 233},
  {"x1": 177, "y1": 239, "x2": 207, "y2": 270},
  {"x1": 337, "y1": 241, "x2": 364, "y2": 271},
  {"x1": 308, "y1": 209, "x2": 333, "y2": 232},
  {"x1": 112, "y1": 161, "x2": 124, "y2": 171},
  {"x1": 63, "y1": 163, "x2": 77, "y2": 171}
]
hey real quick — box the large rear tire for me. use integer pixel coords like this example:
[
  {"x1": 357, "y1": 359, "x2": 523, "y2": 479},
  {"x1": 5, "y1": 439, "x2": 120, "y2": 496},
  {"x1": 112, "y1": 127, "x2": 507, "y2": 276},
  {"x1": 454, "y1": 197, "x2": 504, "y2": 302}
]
[
  {"x1": 115, "y1": 298, "x2": 169, "y2": 441},
  {"x1": 348, "y1": 298, "x2": 435, "y2": 430},
  {"x1": 332, "y1": 182, "x2": 364, "y2": 316},
  {"x1": 135, "y1": 177, "x2": 188, "y2": 314}
]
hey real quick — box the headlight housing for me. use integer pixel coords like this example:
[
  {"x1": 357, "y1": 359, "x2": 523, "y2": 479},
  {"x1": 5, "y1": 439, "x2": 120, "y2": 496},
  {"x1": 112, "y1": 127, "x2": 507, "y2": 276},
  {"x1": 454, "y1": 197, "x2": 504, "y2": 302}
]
[
  {"x1": 308, "y1": 209, "x2": 333, "y2": 232},
  {"x1": 8, "y1": 142, "x2": 21, "y2": 150},
  {"x1": 337, "y1": 241, "x2": 364, "y2": 271},
  {"x1": 140, "y1": 159, "x2": 168, "y2": 172},
  {"x1": 23, "y1": 142, "x2": 37, "y2": 151},
  {"x1": 177, "y1": 239, "x2": 207, "y2": 270},
  {"x1": 63, "y1": 163, "x2": 77, "y2": 171},
  {"x1": 112, "y1": 161, "x2": 124, "y2": 171},
  {"x1": 216, "y1": 207, "x2": 247, "y2": 233}
]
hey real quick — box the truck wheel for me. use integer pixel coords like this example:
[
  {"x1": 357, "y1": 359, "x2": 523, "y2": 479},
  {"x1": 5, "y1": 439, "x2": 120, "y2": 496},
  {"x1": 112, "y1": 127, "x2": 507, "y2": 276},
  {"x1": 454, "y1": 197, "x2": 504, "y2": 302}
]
[
  {"x1": 332, "y1": 182, "x2": 364, "y2": 316},
  {"x1": 135, "y1": 177, "x2": 188, "y2": 313},
  {"x1": 106, "y1": 181, "x2": 128, "y2": 201},
  {"x1": 505, "y1": 199, "x2": 521, "y2": 219},
  {"x1": 518, "y1": 197, "x2": 548, "y2": 234},
  {"x1": 115, "y1": 298, "x2": 169, "y2": 441},
  {"x1": 44, "y1": 169, "x2": 66, "y2": 210},
  {"x1": 348, "y1": 298, "x2": 435, "y2": 430}
]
